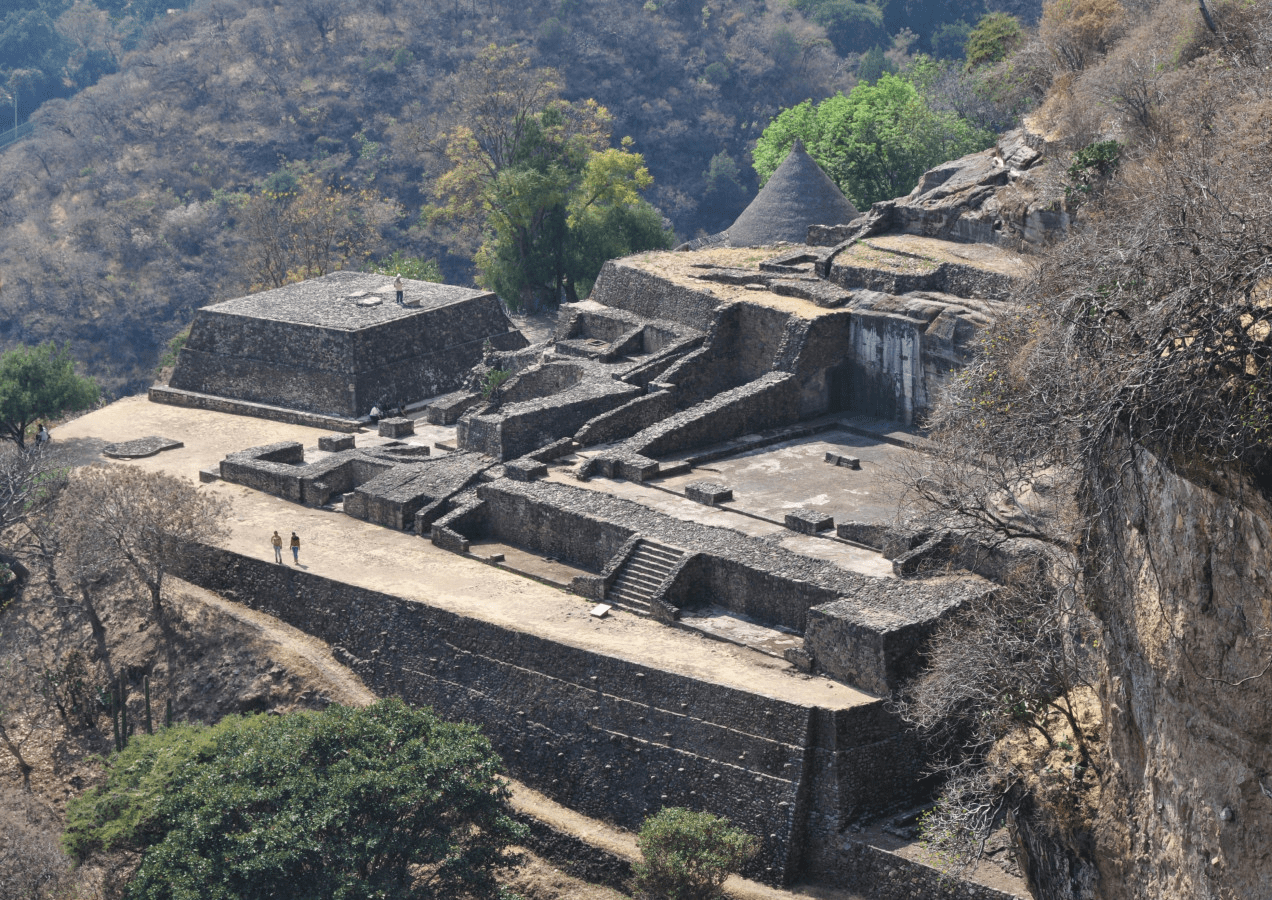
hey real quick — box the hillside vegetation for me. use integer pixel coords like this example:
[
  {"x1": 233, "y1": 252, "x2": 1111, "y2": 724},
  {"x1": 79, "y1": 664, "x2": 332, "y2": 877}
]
[
  {"x1": 0, "y1": 0, "x2": 1038, "y2": 395},
  {"x1": 902, "y1": 2, "x2": 1272, "y2": 897}
]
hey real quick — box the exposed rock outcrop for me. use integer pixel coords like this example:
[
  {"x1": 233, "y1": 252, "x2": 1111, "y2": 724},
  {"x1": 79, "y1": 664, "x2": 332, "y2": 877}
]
[{"x1": 811, "y1": 126, "x2": 1069, "y2": 254}]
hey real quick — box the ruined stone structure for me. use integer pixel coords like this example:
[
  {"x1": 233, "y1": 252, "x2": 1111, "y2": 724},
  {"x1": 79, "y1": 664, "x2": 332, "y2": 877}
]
[
  {"x1": 154, "y1": 271, "x2": 526, "y2": 426},
  {"x1": 181, "y1": 134, "x2": 1049, "y2": 897}
]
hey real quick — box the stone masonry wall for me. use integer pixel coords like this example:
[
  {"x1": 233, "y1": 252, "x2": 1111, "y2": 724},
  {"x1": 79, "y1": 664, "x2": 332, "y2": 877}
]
[
  {"x1": 169, "y1": 543, "x2": 933, "y2": 886},
  {"x1": 589, "y1": 260, "x2": 724, "y2": 331},
  {"x1": 628, "y1": 373, "x2": 801, "y2": 460},
  {"x1": 172, "y1": 294, "x2": 525, "y2": 417},
  {"x1": 456, "y1": 480, "x2": 978, "y2": 695}
]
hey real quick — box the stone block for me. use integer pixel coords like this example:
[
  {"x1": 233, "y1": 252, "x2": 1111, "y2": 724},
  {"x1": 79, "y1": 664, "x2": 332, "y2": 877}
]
[
  {"x1": 824, "y1": 452, "x2": 860, "y2": 469},
  {"x1": 784, "y1": 646, "x2": 813, "y2": 672},
  {"x1": 505, "y1": 458, "x2": 549, "y2": 482},
  {"x1": 685, "y1": 481, "x2": 733, "y2": 505},
  {"x1": 613, "y1": 454, "x2": 660, "y2": 482},
  {"x1": 319, "y1": 433, "x2": 356, "y2": 452},
  {"x1": 836, "y1": 521, "x2": 888, "y2": 549},
  {"x1": 426, "y1": 390, "x2": 480, "y2": 425},
  {"x1": 378, "y1": 417, "x2": 415, "y2": 438},
  {"x1": 785, "y1": 509, "x2": 834, "y2": 534},
  {"x1": 198, "y1": 468, "x2": 220, "y2": 483}
]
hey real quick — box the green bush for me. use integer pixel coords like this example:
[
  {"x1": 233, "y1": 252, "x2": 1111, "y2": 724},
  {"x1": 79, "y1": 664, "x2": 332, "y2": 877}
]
[
  {"x1": 753, "y1": 73, "x2": 995, "y2": 209},
  {"x1": 157, "y1": 326, "x2": 190, "y2": 370},
  {"x1": 1065, "y1": 139, "x2": 1122, "y2": 204},
  {"x1": 633, "y1": 807, "x2": 758, "y2": 900},
  {"x1": 964, "y1": 12, "x2": 1024, "y2": 70},
  {"x1": 366, "y1": 250, "x2": 445, "y2": 283},
  {"x1": 64, "y1": 699, "x2": 525, "y2": 900}
]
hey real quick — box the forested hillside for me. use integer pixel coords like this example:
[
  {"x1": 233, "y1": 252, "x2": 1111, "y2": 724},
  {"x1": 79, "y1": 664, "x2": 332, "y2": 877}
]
[{"x1": 0, "y1": 0, "x2": 1038, "y2": 394}]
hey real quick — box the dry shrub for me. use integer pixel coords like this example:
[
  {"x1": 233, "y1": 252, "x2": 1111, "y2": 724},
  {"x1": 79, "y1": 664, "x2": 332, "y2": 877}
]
[
  {"x1": 1038, "y1": 0, "x2": 1127, "y2": 71},
  {"x1": 0, "y1": 794, "x2": 73, "y2": 900}
]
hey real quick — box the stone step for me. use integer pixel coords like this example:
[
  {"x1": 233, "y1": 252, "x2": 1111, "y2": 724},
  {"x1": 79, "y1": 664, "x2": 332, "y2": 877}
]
[
  {"x1": 609, "y1": 578, "x2": 657, "y2": 600},
  {"x1": 607, "y1": 583, "x2": 654, "y2": 604},
  {"x1": 603, "y1": 539, "x2": 684, "y2": 612},
  {"x1": 638, "y1": 540, "x2": 682, "y2": 558},
  {"x1": 627, "y1": 552, "x2": 679, "y2": 572},
  {"x1": 622, "y1": 559, "x2": 675, "y2": 579}
]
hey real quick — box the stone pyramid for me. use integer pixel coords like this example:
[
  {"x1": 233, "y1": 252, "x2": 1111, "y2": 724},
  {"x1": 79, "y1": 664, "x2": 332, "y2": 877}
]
[{"x1": 726, "y1": 140, "x2": 859, "y2": 247}]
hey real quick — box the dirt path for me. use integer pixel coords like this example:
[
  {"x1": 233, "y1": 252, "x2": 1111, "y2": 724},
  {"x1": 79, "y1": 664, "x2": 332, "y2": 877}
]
[{"x1": 171, "y1": 581, "x2": 376, "y2": 708}]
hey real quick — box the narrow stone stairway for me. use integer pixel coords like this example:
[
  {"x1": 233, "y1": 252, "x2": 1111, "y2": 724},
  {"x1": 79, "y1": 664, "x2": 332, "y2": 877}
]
[{"x1": 604, "y1": 540, "x2": 683, "y2": 615}]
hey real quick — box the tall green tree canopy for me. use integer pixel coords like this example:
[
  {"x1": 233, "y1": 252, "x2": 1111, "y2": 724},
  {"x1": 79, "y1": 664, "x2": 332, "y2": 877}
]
[
  {"x1": 753, "y1": 69, "x2": 994, "y2": 209},
  {"x1": 0, "y1": 342, "x2": 98, "y2": 447},
  {"x1": 63, "y1": 699, "x2": 525, "y2": 900},
  {"x1": 432, "y1": 46, "x2": 671, "y2": 309}
]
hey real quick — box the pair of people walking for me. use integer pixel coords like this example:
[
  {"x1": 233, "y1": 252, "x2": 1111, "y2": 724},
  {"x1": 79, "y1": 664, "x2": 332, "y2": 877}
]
[{"x1": 271, "y1": 530, "x2": 300, "y2": 564}]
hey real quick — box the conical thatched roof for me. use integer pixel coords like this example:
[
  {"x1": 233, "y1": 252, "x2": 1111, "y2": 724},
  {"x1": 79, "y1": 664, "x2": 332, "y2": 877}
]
[{"x1": 726, "y1": 140, "x2": 859, "y2": 247}]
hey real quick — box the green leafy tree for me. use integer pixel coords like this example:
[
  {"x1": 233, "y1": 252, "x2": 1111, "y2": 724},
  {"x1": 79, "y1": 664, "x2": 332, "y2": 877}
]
[
  {"x1": 0, "y1": 342, "x2": 98, "y2": 447},
  {"x1": 432, "y1": 47, "x2": 670, "y2": 310},
  {"x1": 856, "y1": 44, "x2": 897, "y2": 84},
  {"x1": 964, "y1": 12, "x2": 1024, "y2": 70},
  {"x1": 64, "y1": 699, "x2": 526, "y2": 900},
  {"x1": 753, "y1": 72, "x2": 995, "y2": 209},
  {"x1": 633, "y1": 807, "x2": 758, "y2": 900}
]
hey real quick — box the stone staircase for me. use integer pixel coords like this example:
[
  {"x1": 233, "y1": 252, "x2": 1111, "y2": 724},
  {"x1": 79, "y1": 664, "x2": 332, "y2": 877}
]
[{"x1": 604, "y1": 540, "x2": 683, "y2": 615}]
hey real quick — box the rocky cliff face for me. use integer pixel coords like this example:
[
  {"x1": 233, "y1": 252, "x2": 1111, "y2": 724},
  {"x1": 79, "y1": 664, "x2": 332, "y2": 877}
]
[
  {"x1": 809, "y1": 125, "x2": 1069, "y2": 252},
  {"x1": 1088, "y1": 449, "x2": 1272, "y2": 900}
]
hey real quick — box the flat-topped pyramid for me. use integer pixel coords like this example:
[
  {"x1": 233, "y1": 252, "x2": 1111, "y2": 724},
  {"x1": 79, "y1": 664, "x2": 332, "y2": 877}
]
[
  {"x1": 162, "y1": 271, "x2": 526, "y2": 422},
  {"x1": 726, "y1": 140, "x2": 859, "y2": 246}
]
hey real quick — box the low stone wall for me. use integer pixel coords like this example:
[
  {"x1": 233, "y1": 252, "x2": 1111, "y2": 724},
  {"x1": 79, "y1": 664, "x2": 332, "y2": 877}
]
[
  {"x1": 589, "y1": 261, "x2": 723, "y2": 331},
  {"x1": 149, "y1": 386, "x2": 362, "y2": 432},
  {"x1": 827, "y1": 258, "x2": 1016, "y2": 303},
  {"x1": 626, "y1": 373, "x2": 800, "y2": 460},
  {"x1": 665, "y1": 553, "x2": 838, "y2": 634},
  {"x1": 575, "y1": 391, "x2": 678, "y2": 446},
  {"x1": 459, "y1": 374, "x2": 642, "y2": 461},
  {"x1": 169, "y1": 543, "x2": 934, "y2": 885},
  {"x1": 456, "y1": 480, "x2": 977, "y2": 694}
]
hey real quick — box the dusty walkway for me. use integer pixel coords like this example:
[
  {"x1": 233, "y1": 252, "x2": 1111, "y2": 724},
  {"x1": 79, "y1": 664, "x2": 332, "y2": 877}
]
[{"x1": 55, "y1": 397, "x2": 876, "y2": 710}]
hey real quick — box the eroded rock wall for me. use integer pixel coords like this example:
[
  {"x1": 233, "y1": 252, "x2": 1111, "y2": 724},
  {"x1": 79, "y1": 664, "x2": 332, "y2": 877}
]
[{"x1": 1089, "y1": 450, "x2": 1272, "y2": 900}]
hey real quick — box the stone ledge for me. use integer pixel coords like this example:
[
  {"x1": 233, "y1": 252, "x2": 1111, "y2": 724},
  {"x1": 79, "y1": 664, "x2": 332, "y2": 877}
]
[{"x1": 149, "y1": 385, "x2": 362, "y2": 432}]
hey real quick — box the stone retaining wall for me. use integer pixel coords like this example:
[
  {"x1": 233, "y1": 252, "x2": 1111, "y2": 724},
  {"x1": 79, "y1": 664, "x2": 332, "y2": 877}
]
[
  {"x1": 169, "y1": 543, "x2": 934, "y2": 885},
  {"x1": 589, "y1": 261, "x2": 723, "y2": 331},
  {"x1": 448, "y1": 480, "x2": 981, "y2": 695}
]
